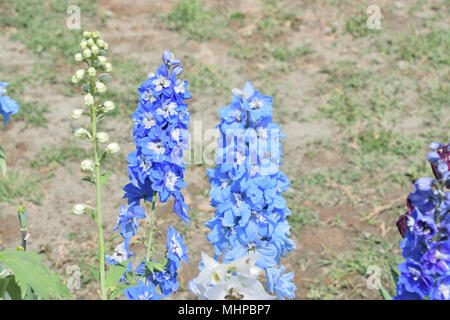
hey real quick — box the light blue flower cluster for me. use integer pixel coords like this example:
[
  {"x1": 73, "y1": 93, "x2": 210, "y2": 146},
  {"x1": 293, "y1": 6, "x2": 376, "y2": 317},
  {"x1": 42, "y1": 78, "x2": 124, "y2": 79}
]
[
  {"x1": 107, "y1": 50, "x2": 190, "y2": 300},
  {"x1": 204, "y1": 82, "x2": 296, "y2": 299},
  {"x1": 395, "y1": 141, "x2": 450, "y2": 300},
  {"x1": 0, "y1": 82, "x2": 19, "y2": 125}
]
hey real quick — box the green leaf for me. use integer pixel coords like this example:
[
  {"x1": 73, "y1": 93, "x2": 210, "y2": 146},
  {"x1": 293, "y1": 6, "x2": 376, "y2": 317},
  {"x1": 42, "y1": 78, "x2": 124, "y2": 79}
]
[
  {"x1": 0, "y1": 144, "x2": 6, "y2": 176},
  {"x1": 0, "y1": 249, "x2": 72, "y2": 300},
  {"x1": 389, "y1": 264, "x2": 400, "y2": 285},
  {"x1": 379, "y1": 283, "x2": 393, "y2": 300},
  {"x1": 0, "y1": 276, "x2": 22, "y2": 300},
  {"x1": 100, "y1": 172, "x2": 113, "y2": 185},
  {"x1": 105, "y1": 264, "x2": 128, "y2": 290},
  {"x1": 144, "y1": 260, "x2": 165, "y2": 273},
  {"x1": 82, "y1": 176, "x2": 95, "y2": 184}
]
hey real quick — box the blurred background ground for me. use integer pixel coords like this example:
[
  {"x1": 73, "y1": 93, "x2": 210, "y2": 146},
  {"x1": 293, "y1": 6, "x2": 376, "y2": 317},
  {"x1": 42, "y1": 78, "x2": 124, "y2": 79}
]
[{"x1": 0, "y1": 0, "x2": 448, "y2": 299}]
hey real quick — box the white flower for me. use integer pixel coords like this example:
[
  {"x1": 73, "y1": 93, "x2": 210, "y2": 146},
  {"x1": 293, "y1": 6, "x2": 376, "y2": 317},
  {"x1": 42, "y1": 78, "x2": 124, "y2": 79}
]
[
  {"x1": 147, "y1": 141, "x2": 165, "y2": 154},
  {"x1": 87, "y1": 38, "x2": 95, "y2": 46},
  {"x1": 96, "y1": 132, "x2": 109, "y2": 144},
  {"x1": 105, "y1": 63, "x2": 113, "y2": 72},
  {"x1": 96, "y1": 39, "x2": 105, "y2": 48},
  {"x1": 106, "y1": 142, "x2": 120, "y2": 154},
  {"x1": 165, "y1": 171, "x2": 178, "y2": 191},
  {"x1": 142, "y1": 112, "x2": 155, "y2": 129},
  {"x1": 189, "y1": 252, "x2": 275, "y2": 300}
]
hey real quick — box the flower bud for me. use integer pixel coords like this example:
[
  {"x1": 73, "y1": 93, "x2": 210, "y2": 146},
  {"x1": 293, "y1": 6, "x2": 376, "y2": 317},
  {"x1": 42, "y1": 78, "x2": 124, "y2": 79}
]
[
  {"x1": 71, "y1": 108, "x2": 84, "y2": 120},
  {"x1": 96, "y1": 132, "x2": 109, "y2": 144},
  {"x1": 92, "y1": 31, "x2": 100, "y2": 39},
  {"x1": 91, "y1": 45, "x2": 99, "y2": 55},
  {"x1": 72, "y1": 204, "x2": 87, "y2": 216},
  {"x1": 71, "y1": 75, "x2": 80, "y2": 84},
  {"x1": 87, "y1": 38, "x2": 95, "y2": 47},
  {"x1": 87, "y1": 67, "x2": 96, "y2": 76},
  {"x1": 103, "y1": 101, "x2": 115, "y2": 112},
  {"x1": 80, "y1": 40, "x2": 87, "y2": 49},
  {"x1": 103, "y1": 42, "x2": 109, "y2": 50},
  {"x1": 83, "y1": 48, "x2": 92, "y2": 58},
  {"x1": 96, "y1": 39, "x2": 105, "y2": 48},
  {"x1": 75, "y1": 69, "x2": 85, "y2": 80},
  {"x1": 73, "y1": 127, "x2": 91, "y2": 139},
  {"x1": 106, "y1": 142, "x2": 120, "y2": 154},
  {"x1": 74, "y1": 53, "x2": 83, "y2": 62},
  {"x1": 83, "y1": 31, "x2": 91, "y2": 38},
  {"x1": 105, "y1": 63, "x2": 113, "y2": 72},
  {"x1": 97, "y1": 56, "x2": 107, "y2": 66},
  {"x1": 84, "y1": 93, "x2": 94, "y2": 106},
  {"x1": 96, "y1": 81, "x2": 106, "y2": 93},
  {"x1": 80, "y1": 159, "x2": 95, "y2": 172}
]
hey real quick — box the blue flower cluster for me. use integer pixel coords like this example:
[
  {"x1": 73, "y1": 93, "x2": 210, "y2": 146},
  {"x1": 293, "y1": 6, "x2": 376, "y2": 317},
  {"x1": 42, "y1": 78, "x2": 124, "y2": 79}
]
[
  {"x1": 0, "y1": 82, "x2": 19, "y2": 125},
  {"x1": 395, "y1": 141, "x2": 450, "y2": 300},
  {"x1": 204, "y1": 82, "x2": 296, "y2": 299},
  {"x1": 108, "y1": 50, "x2": 190, "y2": 300}
]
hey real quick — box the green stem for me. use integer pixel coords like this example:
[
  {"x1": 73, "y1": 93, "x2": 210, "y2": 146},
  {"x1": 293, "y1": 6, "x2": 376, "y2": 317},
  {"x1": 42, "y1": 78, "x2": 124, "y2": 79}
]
[
  {"x1": 146, "y1": 191, "x2": 157, "y2": 259},
  {"x1": 89, "y1": 70, "x2": 107, "y2": 300}
]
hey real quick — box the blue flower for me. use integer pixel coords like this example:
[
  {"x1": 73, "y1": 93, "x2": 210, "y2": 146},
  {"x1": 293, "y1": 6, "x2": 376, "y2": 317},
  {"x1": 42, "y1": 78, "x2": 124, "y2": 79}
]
[
  {"x1": 110, "y1": 51, "x2": 191, "y2": 300},
  {"x1": 124, "y1": 281, "x2": 162, "y2": 300},
  {"x1": 204, "y1": 82, "x2": 296, "y2": 299},
  {"x1": 166, "y1": 226, "x2": 189, "y2": 273},
  {"x1": 395, "y1": 141, "x2": 450, "y2": 300},
  {"x1": 0, "y1": 82, "x2": 19, "y2": 125}
]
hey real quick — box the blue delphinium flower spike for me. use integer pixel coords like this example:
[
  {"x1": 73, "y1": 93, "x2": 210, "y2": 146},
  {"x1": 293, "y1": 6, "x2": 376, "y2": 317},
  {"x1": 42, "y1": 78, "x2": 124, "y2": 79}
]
[
  {"x1": 203, "y1": 81, "x2": 296, "y2": 299},
  {"x1": 0, "y1": 82, "x2": 19, "y2": 125},
  {"x1": 109, "y1": 50, "x2": 191, "y2": 299},
  {"x1": 395, "y1": 142, "x2": 450, "y2": 300}
]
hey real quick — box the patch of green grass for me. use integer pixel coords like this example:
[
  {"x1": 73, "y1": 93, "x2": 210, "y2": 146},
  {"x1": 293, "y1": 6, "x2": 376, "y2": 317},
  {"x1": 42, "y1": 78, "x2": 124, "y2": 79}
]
[
  {"x1": 0, "y1": 171, "x2": 44, "y2": 204},
  {"x1": 15, "y1": 101, "x2": 50, "y2": 128},
  {"x1": 271, "y1": 45, "x2": 314, "y2": 62},
  {"x1": 164, "y1": 0, "x2": 229, "y2": 41},
  {"x1": 345, "y1": 11, "x2": 373, "y2": 38},
  {"x1": 383, "y1": 30, "x2": 450, "y2": 68},
  {"x1": 30, "y1": 143, "x2": 90, "y2": 169},
  {"x1": 287, "y1": 205, "x2": 319, "y2": 232},
  {"x1": 422, "y1": 84, "x2": 450, "y2": 121},
  {"x1": 307, "y1": 235, "x2": 401, "y2": 299},
  {"x1": 186, "y1": 60, "x2": 230, "y2": 93},
  {"x1": 0, "y1": 0, "x2": 97, "y2": 61},
  {"x1": 356, "y1": 130, "x2": 423, "y2": 156}
]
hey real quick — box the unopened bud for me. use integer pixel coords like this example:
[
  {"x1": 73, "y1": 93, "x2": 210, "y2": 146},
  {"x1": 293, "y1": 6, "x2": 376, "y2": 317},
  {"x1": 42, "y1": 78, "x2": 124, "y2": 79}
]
[
  {"x1": 75, "y1": 69, "x2": 85, "y2": 80},
  {"x1": 71, "y1": 108, "x2": 84, "y2": 120},
  {"x1": 83, "y1": 48, "x2": 92, "y2": 58},
  {"x1": 80, "y1": 40, "x2": 87, "y2": 49},
  {"x1": 105, "y1": 63, "x2": 113, "y2": 72},
  {"x1": 80, "y1": 159, "x2": 95, "y2": 172},
  {"x1": 87, "y1": 67, "x2": 96, "y2": 76},
  {"x1": 72, "y1": 204, "x2": 87, "y2": 216},
  {"x1": 71, "y1": 75, "x2": 80, "y2": 84},
  {"x1": 83, "y1": 31, "x2": 91, "y2": 38},
  {"x1": 96, "y1": 132, "x2": 109, "y2": 144},
  {"x1": 106, "y1": 142, "x2": 120, "y2": 154},
  {"x1": 74, "y1": 53, "x2": 83, "y2": 62},
  {"x1": 97, "y1": 56, "x2": 107, "y2": 66},
  {"x1": 96, "y1": 39, "x2": 105, "y2": 48},
  {"x1": 84, "y1": 94, "x2": 94, "y2": 106},
  {"x1": 87, "y1": 38, "x2": 95, "y2": 47},
  {"x1": 96, "y1": 82, "x2": 106, "y2": 93},
  {"x1": 91, "y1": 45, "x2": 99, "y2": 55},
  {"x1": 103, "y1": 101, "x2": 115, "y2": 112},
  {"x1": 73, "y1": 127, "x2": 91, "y2": 139}
]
